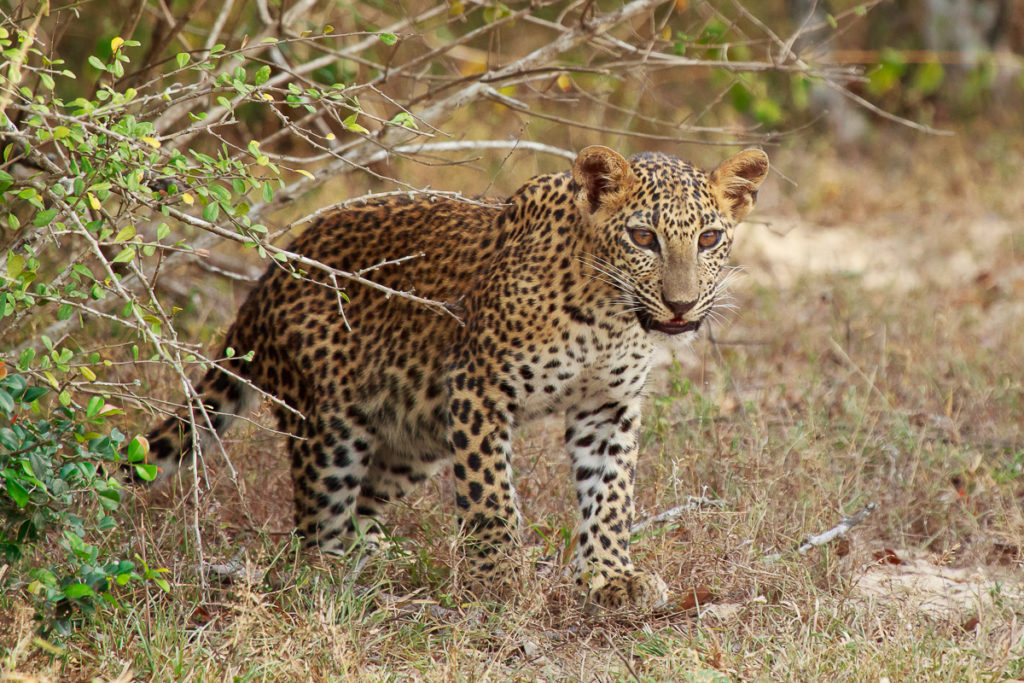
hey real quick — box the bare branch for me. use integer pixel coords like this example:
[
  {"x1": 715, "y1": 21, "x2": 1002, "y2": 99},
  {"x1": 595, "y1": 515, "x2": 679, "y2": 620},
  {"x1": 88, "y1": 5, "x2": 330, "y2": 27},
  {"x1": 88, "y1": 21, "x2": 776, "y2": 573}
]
[
  {"x1": 763, "y1": 503, "x2": 878, "y2": 562},
  {"x1": 632, "y1": 496, "x2": 728, "y2": 533}
]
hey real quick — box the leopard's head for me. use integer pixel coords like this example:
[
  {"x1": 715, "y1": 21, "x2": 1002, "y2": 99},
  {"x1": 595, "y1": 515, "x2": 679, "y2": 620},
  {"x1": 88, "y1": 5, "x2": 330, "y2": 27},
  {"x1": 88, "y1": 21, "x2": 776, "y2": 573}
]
[{"x1": 572, "y1": 146, "x2": 769, "y2": 336}]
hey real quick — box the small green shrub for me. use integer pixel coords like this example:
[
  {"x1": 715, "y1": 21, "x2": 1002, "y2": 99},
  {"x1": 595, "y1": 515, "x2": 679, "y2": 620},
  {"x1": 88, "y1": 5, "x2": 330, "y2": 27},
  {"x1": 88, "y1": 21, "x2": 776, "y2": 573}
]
[{"x1": 0, "y1": 368, "x2": 164, "y2": 635}]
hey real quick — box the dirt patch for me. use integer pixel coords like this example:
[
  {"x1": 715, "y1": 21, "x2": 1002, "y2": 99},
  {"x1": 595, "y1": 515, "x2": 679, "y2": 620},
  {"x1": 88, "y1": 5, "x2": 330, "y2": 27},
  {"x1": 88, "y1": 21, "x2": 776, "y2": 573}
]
[
  {"x1": 851, "y1": 550, "x2": 1022, "y2": 622},
  {"x1": 693, "y1": 549, "x2": 1024, "y2": 640},
  {"x1": 733, "y1": 215, "x2": 1018, "y2": 293}
]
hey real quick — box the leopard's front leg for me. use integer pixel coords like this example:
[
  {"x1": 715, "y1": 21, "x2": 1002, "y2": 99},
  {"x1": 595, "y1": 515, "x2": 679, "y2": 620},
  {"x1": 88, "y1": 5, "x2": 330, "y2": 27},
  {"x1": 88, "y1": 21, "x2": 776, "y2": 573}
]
[
  {"x1": 447, "y1": 366, "x2": 523, "y2": 599},
  {"x1": 567, "y1": 396, "x2": 668, "y2": 611}
]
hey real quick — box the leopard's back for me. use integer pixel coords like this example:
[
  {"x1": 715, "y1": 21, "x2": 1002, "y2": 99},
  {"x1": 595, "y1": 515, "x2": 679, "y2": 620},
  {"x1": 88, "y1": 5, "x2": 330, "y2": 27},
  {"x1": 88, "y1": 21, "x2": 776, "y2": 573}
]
[{"x1": 231, "y1": 196, "x2": 506, "y2": 448}]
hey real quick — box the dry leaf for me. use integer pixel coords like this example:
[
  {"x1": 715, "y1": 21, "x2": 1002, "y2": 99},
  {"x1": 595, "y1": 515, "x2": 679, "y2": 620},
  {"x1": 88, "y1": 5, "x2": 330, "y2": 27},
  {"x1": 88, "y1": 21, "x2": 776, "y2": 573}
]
[
  {"x1": 872, "y1": 548, "x2": 903, "y2": 565},
  {"x1": 677, "y1": 585, "x2": 715, "y2": 610}
]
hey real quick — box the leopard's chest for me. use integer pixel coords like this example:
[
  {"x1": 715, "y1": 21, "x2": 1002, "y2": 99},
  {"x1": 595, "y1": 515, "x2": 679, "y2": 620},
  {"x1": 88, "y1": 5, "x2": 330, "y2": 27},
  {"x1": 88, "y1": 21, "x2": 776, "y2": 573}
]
[{"x1": 515, "y1": 318, "x2": 654, "y2": 420}]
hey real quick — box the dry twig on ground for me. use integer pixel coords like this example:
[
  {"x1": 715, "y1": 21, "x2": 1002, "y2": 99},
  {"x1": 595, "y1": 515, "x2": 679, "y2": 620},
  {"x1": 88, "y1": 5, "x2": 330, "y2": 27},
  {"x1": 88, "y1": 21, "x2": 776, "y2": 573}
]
[{"x1": 763, "y1": 502, "x2": 878, "y2": 563}]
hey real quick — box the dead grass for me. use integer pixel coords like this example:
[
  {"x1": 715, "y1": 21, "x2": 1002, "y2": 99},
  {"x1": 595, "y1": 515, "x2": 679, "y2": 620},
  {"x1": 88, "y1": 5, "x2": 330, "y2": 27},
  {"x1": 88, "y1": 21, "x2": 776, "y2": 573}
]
[{"x1": 3, "y1": 124, "x2": 1024, "y2": 681}]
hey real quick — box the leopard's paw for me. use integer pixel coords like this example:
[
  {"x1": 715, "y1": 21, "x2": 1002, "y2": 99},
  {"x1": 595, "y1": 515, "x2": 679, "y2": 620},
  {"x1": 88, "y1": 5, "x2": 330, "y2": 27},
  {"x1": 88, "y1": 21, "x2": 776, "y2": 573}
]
[
  {"x1": 586, "y1": 570, "x2": 669, "y2": 612},
  {"x1": 463, "y1": 553, "x2": 523, "y2": 602}
]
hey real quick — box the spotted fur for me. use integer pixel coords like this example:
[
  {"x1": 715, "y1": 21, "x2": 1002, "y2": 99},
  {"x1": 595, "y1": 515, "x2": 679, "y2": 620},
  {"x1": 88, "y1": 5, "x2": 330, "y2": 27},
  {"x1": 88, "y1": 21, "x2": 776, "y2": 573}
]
[{"x1": 143, "y1": 146, "x2": 769, "y2": 610}]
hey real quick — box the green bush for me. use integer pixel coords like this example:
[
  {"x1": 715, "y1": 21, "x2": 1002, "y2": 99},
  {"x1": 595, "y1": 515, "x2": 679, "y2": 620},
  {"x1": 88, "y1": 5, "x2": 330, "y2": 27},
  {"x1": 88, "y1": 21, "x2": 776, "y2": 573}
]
[{"x1": 0, "y1": 368, "x2": 165, "y2": 635}]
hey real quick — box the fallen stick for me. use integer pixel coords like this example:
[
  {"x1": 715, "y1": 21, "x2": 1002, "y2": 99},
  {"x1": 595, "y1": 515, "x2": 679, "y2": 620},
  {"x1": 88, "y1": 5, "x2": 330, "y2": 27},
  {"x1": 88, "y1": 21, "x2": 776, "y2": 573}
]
[
  {"x1": 763, "y1": 502, "x2": 878, "y2": 562},
  {"x1": 631, "y1": 495, "x2": 728, "y2": 533}
]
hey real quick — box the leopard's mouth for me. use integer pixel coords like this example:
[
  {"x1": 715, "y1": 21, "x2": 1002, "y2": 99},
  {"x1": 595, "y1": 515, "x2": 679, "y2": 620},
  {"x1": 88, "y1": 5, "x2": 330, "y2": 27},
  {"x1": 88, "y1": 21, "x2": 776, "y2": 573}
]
[
  {"x1": 650, "y1": 318, "x2": 701, "y2": 335},
  {"x1": 637, "y1": 311, "x2": 702, "y2": 335}
]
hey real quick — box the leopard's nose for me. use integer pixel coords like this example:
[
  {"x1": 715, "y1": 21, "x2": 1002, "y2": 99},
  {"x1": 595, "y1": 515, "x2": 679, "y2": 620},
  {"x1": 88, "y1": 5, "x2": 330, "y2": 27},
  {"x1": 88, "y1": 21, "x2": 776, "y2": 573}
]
[{"x1": 663, "y1": 298, "x2": 697, "y2": 318}]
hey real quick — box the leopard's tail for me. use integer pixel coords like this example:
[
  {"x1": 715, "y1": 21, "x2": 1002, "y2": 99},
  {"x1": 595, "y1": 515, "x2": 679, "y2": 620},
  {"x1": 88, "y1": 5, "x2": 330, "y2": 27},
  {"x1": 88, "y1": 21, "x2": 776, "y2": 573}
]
[{"x1": 133, "y1": 363, "x2": 254, "y2": 484}]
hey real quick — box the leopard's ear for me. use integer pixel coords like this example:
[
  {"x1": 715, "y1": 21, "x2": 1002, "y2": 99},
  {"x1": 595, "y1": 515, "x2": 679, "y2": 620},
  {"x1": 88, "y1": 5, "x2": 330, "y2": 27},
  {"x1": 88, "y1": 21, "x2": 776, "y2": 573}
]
[
  {"x1": 572, "y1": 145, "x2": 636, "y2": 215},
  {"x1": 709, "y1": 149, "x2": 769, "y2": 222}
]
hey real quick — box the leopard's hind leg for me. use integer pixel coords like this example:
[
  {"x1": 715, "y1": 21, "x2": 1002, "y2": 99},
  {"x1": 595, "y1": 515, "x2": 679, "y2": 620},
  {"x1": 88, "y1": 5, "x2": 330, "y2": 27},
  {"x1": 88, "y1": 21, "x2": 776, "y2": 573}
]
[
  {"x1": 352, "y1": 451, "x2": 446, "y2": 547},
  {"x1": 288, "y1": 402, "x2": 383, "y2": 555}
]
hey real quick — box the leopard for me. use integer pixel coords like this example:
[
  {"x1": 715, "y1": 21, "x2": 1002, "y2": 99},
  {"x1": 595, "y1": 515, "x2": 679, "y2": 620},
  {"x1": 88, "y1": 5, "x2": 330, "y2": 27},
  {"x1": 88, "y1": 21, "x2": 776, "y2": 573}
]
[{"x1": 141, "y1": 145, "x2": 769, "y2": 611}]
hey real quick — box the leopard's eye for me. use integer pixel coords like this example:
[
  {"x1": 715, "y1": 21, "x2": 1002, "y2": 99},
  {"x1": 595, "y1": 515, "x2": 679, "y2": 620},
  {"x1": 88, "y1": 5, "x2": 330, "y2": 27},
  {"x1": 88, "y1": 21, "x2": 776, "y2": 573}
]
[
  {"x1": 698, "y1": 229, "x2": 723, "y2": 250},
  {"x1": 629, "y1": 228, "x2": 658, "y2": 250}
]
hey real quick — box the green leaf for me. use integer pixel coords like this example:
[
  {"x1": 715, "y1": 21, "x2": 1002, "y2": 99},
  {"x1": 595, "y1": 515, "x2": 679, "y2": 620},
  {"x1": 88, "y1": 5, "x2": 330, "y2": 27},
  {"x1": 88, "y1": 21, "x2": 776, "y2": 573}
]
[
  {"x1": 790, "y1": 74, "x2": 810, "y2": 110},
  {"x1": 113, "y1": 224, "x2": 136, "y2": 242},
  {"x1": 134, "y1": 464, "x2": 158, "y2": 482},
  {"x1": 63, "y1": 583, "x2": 95, "y2": 599},
  {"x1": 7, "y1": 252, "x2": 24, "y2": 279},
  {"x1": 729, "y1": 82, "x2": 752, "y2": 113},
  {"x1": 207, "y1": 184, "x2": 231, "y2": 203},
  {"x1": 21, "y1": 386, "x2": 48, "y2": 403},
  {"x1": 202, "y1": 202, "x2": 220, "y2": 222},
  {"x1": 88, "y1": 55, "x2": 106, "y2": 72},
  {"x1": 0, "y1": 388, "x2": 13, "y2": 413},
  {"x1": 343, "y1": 113, "x2": 369, "y2": 134},
  {"x1": 6, "y1": 478, "x2": 29, "y2": 508},
  {"x1": 86, "y1": 395, "x2": 103, "y2": 418},
  {"x1": 254, "y1": 65, "x2": 271, "y2": 85},
  {"x1": 752, "y1": 98, "x2": 782, "y2": 126},
  {"x1": 389, "y1": 111, "x2": 417, "y2": 129},
  {"x1": 32, "y1": 209, "x2": 58, "y2": 227},
  {"x1": 378, "y1": 32, "x2": 398, "y2": 46},
  {"x1": 912, "y1": 60, "x2": 945, "y2": 96},
  {"x1": 111, "y1": 247, "x2": 136, "y2": 264},
  {"x1": 868, "y1": 62, "x2": 905, "y2": 96},
  {"x1": 176, "y1": 52, "x2": 190, "y2": 69},
  {"x1": 126, "y1": 436, "x2": 149, "y2": 462}
]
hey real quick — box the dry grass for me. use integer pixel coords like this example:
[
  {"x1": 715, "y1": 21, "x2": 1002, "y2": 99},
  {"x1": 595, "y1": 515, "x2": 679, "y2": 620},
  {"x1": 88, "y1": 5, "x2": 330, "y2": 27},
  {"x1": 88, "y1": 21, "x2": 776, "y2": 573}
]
[{"x1": 3, "y1": 125, "x2": 1024, "y2": 681}]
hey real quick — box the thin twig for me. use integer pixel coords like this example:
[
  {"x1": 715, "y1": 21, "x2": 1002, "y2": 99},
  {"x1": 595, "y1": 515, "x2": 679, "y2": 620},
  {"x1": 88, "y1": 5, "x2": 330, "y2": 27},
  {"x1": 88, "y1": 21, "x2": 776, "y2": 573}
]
[
  {"x1": 762, "y1": 502, "x2": 878, "y2": 562},
  {"x1": 631, "y1": 496, "x2": 728, "y2": 533}
]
